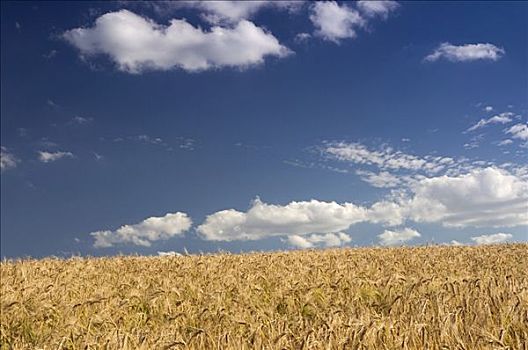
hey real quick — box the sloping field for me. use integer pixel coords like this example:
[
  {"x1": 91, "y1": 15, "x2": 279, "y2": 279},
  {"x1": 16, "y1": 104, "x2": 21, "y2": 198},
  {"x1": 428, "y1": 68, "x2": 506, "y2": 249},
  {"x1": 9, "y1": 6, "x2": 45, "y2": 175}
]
[{"x1": 1, "y1": 244, "x2": 527, "y2": 349}]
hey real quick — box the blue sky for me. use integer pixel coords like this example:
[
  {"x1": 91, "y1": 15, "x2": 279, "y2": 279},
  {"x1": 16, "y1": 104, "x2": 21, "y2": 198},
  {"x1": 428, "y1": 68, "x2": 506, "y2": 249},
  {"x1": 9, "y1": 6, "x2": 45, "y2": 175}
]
[{"x1": 1, "y1": 1, "x2": 527, "y2": 258}]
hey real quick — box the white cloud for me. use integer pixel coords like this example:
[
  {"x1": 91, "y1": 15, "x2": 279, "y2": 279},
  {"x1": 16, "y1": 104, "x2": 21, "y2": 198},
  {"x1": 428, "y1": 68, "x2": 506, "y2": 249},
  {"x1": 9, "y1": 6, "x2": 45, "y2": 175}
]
[
  {"x1": 356, "y1": 170, "x2": 402, "y2": 188},
  {"x1": 353, "y1": 166, "x2": 528, "y2": 229},
  {"x1": 136, "y1": 134, "x2": 163, "y2": 144},
  {"x1": 506, "y1": 123, "x2": 528, "y2": 141},
  {"x1": 43, "y1": 49, "x2": 58, "y2": 60},
  {"x1": 484, "y1": 106, "x2": 494, "y2": 112},
  {"x1": 197, "y1": 197, "x2": 367, "y2": 241},
  {"x1": 403, "y1": 167, "x2": 528, "y2": 228},
  {"x1": 323, "y1": 141, "x2": 454, "y2": 174},
  {"x1": 287, "y1": 232, "x2": 351, "y2": 249},
  {"x1": 193, "y1": 167, "x2": 527, "y2": 246},
  {"x1": 196, "y1": 159, "x2": 527, "y2": 245},
  {"x1": 309, "y1": 1, "x2": 365, "y2": 43},
  {"x1": 93, "y1": 152, "x2": 104, "y2": 161},
  {"x1": 145, "y1": 1, "x2": 303, "y2": 25},
  {"x1": 157, "y1": 251, "x2": 182, "y2": 257},
  {"x1": 47, "y1": 99, "x2": 58, "y2": 108},
  {"x1": 71, "y1": 116, "x2": 93, "y2": 124},
  {"x1": 470, "y1": 233, "x2": 512, "y2": 245},
  {"x1": 498, "y1": 139, "x2": 513, "y2": 146},
  {"x1": 378, "y1": 228, "x2": 420, "y2": 246},
  {"x1": 91, "y1": 212, "x2": 192, "y2": 248},
  {"x1": 320, "y1": 141, "x2": 528, "y2": 228},
  {"x1": 64, "y1": 10, "x2": 291, "y2": 73},
  {"x1": 367, "y1": 201, "x2": 407, "y2": 227},
  {"x1": 294, "y1": 32, "x2": 312, "y2": 43},
  {"x1": 357, "y1": 0, "x2": 399, "y2": 19},
  {"x1": 38, "y1": 151, "x2": 74, "y2": 163},
  {"x1": 425, "y1": 43, "x2": 505, "y2": 62},
  {"x1": 467, "y1": 112, "x2": 513, "y2": 132},
  {"x1": 287, "y1": 234, "x2": 314, "y2": 248},
  {"x1": 1, "y1": 147, "x2": 18, "y2": 171},
  {"x1": 463, "y1": 139, "x2": 480, "y2": 150}
]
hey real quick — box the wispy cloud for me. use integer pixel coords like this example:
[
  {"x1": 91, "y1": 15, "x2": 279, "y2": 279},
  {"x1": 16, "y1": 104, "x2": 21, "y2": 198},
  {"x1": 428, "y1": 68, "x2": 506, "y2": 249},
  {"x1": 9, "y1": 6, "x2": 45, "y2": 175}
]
[
  {"x1": 466, "y1": 112, "x2": 513, "y2": 132},
  {"x1": 463, "y1": 133, "x2": 484, "y2": 150},
  {"x1": 357, "y1": 0, "x2": 400, "y2": 19},
  {"x1": 497, "y1": 139, "x2": 513, "y2": 146},
  {"x1": 425, "y1": 43, "x2": 505, "y2": 62},
  {"x1": 322, "y1": 141, "x2": 455, "y2": 174},
  {"x1": 355, "y1": 170, "x2": 402, "y2": 188},
  {"x1": 136, "y1": 1, "x2": 303, "y2": 25},
  {"x1": 70, "y1": 116, "x2": 93, "y2": 125},
  {"x1": 38, "y1": 151, "x2": 74, "y2": 163},
  {"x1": 114, "y1": 134, "x2": 195, "y2": 151}
]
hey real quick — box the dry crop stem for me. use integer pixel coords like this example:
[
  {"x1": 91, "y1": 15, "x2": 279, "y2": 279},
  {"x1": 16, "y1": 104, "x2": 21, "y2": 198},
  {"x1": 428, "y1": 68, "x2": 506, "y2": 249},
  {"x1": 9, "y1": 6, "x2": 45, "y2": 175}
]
[{"x1": 1, "y1": 244, "x2": 527, "y2": 349}]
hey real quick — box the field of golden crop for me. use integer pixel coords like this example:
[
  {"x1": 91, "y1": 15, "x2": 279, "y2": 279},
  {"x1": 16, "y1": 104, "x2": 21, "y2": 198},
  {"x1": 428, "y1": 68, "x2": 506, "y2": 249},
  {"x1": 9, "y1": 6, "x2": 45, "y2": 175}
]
[{"x1": 1, "y1": 244, "x2": 527, "y2": 349}]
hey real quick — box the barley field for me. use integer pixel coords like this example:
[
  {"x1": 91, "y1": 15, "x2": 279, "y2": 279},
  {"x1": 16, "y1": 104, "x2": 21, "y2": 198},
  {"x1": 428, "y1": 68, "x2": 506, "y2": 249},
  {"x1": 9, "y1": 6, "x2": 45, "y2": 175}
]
[{"x1": 1, "y1": 244, "x2": 527, "y2": 349}]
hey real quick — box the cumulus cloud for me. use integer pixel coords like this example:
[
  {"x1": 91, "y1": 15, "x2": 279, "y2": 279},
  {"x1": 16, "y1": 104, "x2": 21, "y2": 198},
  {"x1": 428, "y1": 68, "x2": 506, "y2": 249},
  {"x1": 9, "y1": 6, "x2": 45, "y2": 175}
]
[
  {"x1": 470, "y1": 233, "x2": 512, "y2": 245},
  {"x1": 64, "y1": 10, "x2": 290, "y2": 73},
  {"x1": 287, "y1": 232, "x2": 352, "y2": 249},
  {"x1": 484, "y1": 106, "x2": 494, "y2": 112},
  {"x1": 1, "y1": 147, "x2": 18, "y2": 171},
  {"x1": 425, "y1": 42, "x2": 505, "y2": 62},
  {"x1": 91, "y1": 212, "x2": 192, "y2": 248},
  {"x1": 403, "y1": 167, "x2": 528, "y2": 228},
  {"x1": 467, "y1": 112, "x2": 513, "y2": 132},
  {"x1": 309, "y1": 1, "x2": 365, "y2": 43},
  {"x1": 506, "y1": 123, "x2": 528, "y2": 141},
  {"x1": 197, "y1": 197, "x2": 367, "y2": 241},
  {"x1": 320, "y1": 142, "x2": 528, "y2": 228},
  {"x1": 378, "y1": 228, "x2": 420, "y2": 246},
  {"x1": 195, "y1": 166, "x2": 527, "y2": 246},
  {"x1": 367, "y1": 201, "x2": 407, "y2": 227},
  {"x1": 350, "y1": 166, "x2": 528, "y2": 229},
  {"x1": 38, "y1": 150, "x2": 74, "y2": 163},
  {"x1": 357, "y1": 0, "x2": 399, "y2": 19}
]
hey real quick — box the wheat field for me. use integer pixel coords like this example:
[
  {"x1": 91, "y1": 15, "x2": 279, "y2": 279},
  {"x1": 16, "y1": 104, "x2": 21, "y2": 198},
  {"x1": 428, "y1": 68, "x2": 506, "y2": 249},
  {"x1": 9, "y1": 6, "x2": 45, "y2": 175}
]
[{"x1": 1, "y1": 244, "x2": 527, "y2": 349}]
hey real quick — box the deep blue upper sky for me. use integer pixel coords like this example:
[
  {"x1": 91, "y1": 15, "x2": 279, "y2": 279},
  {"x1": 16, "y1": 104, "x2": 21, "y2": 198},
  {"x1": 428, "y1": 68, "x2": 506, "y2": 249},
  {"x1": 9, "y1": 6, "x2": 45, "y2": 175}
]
[{"x1": 1, "y1": 1, "x2": 527, "y2": 258}]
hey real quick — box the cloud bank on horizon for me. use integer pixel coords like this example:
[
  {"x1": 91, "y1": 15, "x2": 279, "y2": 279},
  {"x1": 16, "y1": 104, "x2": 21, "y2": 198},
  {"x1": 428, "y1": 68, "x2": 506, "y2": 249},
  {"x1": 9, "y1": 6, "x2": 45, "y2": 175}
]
[{"x1": 88, "y1": 164, "x2": 527, "y2": 248}]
